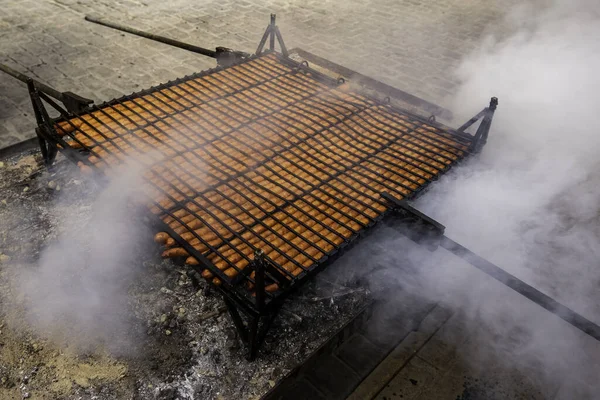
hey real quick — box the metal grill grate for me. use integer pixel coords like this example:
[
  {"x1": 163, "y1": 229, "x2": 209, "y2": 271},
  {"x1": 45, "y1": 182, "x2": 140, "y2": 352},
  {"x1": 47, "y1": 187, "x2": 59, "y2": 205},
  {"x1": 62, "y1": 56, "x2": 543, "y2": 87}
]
[{"x1": 51, "y1": 53, "x2": 472, "y2": 299}]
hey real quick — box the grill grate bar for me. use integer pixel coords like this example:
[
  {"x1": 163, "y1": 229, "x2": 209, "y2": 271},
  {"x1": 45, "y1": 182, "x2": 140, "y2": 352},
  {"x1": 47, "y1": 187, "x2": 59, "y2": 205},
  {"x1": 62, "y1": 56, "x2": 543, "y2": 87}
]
[
  {"x1": 261, "y1": 71, "x2": 456, "y2": 167},
  {"x1": 308, "y1": 95, "x2": 464, "y2": 159},
  {"x1": 257, "y1": 58, "x2": 467, "y2": 153},
  {"x1": 105, "y1": 93, "x2": 328, "y2": 274},
  {"x1": 51, "y1": 53, "x2": 474, "y2": 294},
  {"x1": 199, "y1": 69, "x2": 389, "y2": 215},
  {"x1": 165, "y1": 75, "x2": 376, "y2": 229},
  {"x1": 204, "y1": 63, "x2": 430, "y2": 203},
  {"x1": 233, "y1": 61, "x2": 455, "y2": 171},
  {"x1": 184, "y1": 70, "x2": 384, "y2": 218}
]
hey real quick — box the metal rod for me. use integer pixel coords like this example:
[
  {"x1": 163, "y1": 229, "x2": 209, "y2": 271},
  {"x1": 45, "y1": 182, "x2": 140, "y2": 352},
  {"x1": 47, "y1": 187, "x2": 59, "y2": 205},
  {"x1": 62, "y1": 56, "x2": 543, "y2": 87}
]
[
  {"x1": 470, "y1": 97, "x2": 498, "y2": 152},
  {"x1": 274, "y1": 26, "x2": 289, "y2": 57},
  {"x1": 2, "y1": 63, "x2": 62, "y2": 100},
  {"x1": 224, "y1": 297, "x2": 249, "y2": 344},
  {"x1": 254, "y1": 250, "x2": 266, "y2": 311},
  {"x1": 84, "y1": 15, "x2": 217, "y2": 58},
  {"x1": 0, "y1": 63, "x2": 93, "y2": 113},
  {"x1": 457, "y1": 109, "x2": 486, "y2": 133},
  {"x1": 269, "y1": 14, "x2": 276, "y2": 51},
  {"x1": 440, "y1": 237, "x2": 600, "y2": 342}
]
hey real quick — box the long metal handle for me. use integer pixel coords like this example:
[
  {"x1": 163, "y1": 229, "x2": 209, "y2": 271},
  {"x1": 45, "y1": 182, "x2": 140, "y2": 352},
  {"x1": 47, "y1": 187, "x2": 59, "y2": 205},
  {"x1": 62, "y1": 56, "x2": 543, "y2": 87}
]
[
  {"x1": 0, "y1": 63, "x2": 93, "y2": 113},
  {"x1": 0, "y1": 63, "x2": 63, "y2": 100},
  {"x1": 85, "y1": 15, "x2": 217, "y2": 58},
  {"x1": 440, "y1": 236, "x2": 600, "y2": 341}
]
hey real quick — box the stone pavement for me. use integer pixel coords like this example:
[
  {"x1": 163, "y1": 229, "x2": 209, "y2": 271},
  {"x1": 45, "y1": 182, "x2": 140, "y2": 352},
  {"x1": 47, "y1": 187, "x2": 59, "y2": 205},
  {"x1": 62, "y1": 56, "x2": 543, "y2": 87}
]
[
  {"x1": 0, "y1": 0, "x2": 519, "y2": 148},
  {"x1": 348, "y1": 264, "x2": 600, "y2": 400}
]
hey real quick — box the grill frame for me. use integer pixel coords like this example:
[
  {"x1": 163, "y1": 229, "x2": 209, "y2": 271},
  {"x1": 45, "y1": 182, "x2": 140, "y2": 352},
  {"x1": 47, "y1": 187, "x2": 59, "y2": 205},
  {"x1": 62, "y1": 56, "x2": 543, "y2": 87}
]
[
  {"x1": 37, "y1": 51, "x2": 473, "y2": 304},
  {"x1": 22, "y1": 16, "x2": 496, "y2": 360}
]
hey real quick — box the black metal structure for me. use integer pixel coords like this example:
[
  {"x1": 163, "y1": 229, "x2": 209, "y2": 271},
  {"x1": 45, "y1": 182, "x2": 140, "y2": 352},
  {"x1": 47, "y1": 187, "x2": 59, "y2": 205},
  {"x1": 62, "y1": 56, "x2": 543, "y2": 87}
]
[
  {"x1": 288, "y1": 48, "x2": 453, "y2": 120},
  {"x1": 84, "y1": 15, "x2": 250, "y2": 66},
  {"x1": 0, "y1": 63, "x2": 93, "y2": 113},
  {"x1": 256, "y1": 14, "x2": 289, "y2": 57},
  {"x1": 458, "y1": 96, "x2": 498, "y2": 152},
  {"x1": 0, "y1": 14, "x2": 525, "y2": 360}
]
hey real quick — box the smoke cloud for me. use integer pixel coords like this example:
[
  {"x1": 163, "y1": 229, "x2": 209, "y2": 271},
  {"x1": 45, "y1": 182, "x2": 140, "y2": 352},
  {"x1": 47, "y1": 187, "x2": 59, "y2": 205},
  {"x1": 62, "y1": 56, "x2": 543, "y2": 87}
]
[
  {"x1": 15, "y1": 158, "x2": 154, "y2": 355},
  {"x1": 390, "y1": 0, "x2": 600, "y2": 394},
  {"x1": 417, "y1": 0, "x2": 600, "y2": 320},
  {"x1": 329, "y1": 0, "x2": 600, "y2": 397}
]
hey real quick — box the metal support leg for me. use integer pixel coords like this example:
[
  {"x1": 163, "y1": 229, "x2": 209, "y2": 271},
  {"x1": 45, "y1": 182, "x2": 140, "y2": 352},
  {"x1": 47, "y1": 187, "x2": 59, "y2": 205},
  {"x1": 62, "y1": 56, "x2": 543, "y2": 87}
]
[
  {"x1": 269, "y1": 14, "x2": 276, "y2": 51},
  {"x1": 470, "y1": 97, "x2": 498, "y2": 152},
  {"x1": 28, "y1": 80, "x2": 58, "y2": 165},
  {"x1": 222, "y1": 249, "x2": 281, "y2": 360},
  {"x1": 457, "y1": 97, "x2": 498, "y2": 153},
  {"x1": 247, "y1": 316, "x2": 260, "y2": 360},
  {"x1": 255, "y1": 14, "x2": 289, "y2": 57},
  {"x1": 256, "y1": 23, "x2": 273, "y2": 54},
  {"x1": 254, "y1": 249, "x2": 266, "y2": 311},
  {"x1": 35, "y1": 129, "x2": 49, "y2": 163},
  {"x1": 224, "y1": 297, "x2": 249, "y2": 344}
]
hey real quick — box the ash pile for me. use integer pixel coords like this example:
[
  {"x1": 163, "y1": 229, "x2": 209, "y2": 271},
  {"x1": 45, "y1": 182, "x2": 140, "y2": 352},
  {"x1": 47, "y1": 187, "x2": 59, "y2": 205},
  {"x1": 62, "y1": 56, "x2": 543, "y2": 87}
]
[{"x1": 0, "y1": 152, "x2": 370, "y2": 400}]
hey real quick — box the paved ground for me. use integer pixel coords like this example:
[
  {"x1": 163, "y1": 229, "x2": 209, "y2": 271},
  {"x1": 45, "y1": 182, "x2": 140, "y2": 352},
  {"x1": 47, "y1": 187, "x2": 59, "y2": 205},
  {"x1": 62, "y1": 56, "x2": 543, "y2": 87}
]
[
  {"x1": 348, "y1": 264, "x2": 600, "y2": 400},
  {"x1": 0, "y1": 0, "x2": 518, "y2": 148}
]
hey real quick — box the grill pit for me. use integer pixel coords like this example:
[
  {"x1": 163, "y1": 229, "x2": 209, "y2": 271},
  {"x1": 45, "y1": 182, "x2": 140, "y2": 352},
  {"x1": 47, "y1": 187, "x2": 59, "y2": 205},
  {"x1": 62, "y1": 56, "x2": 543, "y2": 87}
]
[{"x1": 2, "y1": 14, "x2": 496, "y2": 360}]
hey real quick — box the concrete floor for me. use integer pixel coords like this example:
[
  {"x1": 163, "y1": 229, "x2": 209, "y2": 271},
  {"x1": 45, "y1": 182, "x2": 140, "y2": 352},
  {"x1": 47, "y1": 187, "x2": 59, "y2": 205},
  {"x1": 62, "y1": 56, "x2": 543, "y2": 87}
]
[{"x1": 349, "y1": 263, "x2": 600, "y2": 400}]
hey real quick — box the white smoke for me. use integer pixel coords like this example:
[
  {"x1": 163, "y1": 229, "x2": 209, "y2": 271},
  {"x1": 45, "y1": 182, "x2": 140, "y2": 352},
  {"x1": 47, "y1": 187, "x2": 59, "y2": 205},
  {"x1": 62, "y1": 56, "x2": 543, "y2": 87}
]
[
  {"x1": 397, "y1": 0, "x2": 600, "y2": 394},
  {"x1": 416, "y1": 0, "x2": 600, "y2": 320},
  {"x1": 16, "y1": 159, "x2": 153, "y2": 354}
]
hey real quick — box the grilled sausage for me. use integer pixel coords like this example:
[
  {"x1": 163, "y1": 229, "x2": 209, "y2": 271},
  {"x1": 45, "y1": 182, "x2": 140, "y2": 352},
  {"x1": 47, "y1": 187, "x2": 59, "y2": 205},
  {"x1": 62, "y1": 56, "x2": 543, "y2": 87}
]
[
  {"x1": 161, "y1": 247, "x2": 189, "y2": 258},
  {"x1": 154, "y1": 232, "x2": 171, "y2": 244}
]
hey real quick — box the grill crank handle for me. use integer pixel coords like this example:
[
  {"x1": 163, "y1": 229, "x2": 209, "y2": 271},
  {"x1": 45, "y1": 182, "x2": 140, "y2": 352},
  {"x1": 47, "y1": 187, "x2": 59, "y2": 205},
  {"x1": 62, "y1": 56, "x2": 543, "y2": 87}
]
[
  {"x1": 440, "y1": 237, "x2": 600, "y2": 343},
  {"x1": 381, "y1": 192, "x2": 600, "y2": 343},
  {"x1": 84, "y1": 15, "x2": 250, "y2": 66},
  {"x1": 0, "y1": 63, "x2": 93, "y2": 113}
]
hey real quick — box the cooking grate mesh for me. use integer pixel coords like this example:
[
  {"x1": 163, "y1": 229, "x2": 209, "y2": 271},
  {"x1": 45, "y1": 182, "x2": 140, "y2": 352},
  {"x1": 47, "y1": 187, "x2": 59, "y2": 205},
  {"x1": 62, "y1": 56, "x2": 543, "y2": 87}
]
[{"x1": 52, "y1": 53, "x2": 472, "y2": 295}]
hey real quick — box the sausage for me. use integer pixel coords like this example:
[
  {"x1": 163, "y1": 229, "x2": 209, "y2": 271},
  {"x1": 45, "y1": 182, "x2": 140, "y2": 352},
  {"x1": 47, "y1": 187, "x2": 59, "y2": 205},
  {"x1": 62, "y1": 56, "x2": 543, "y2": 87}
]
[
  {"x1": 55, "y1": 119, "x2": 82, "y2": 136},
  {"x1": 185, "y1": 256, "x2": 199, "y2": 265},
  {"x1": 154, "y1": 232, "x2": 170, "y2": 244},
  {"x1": 161, "y1": 247, "x2": 189, "y2": 258}
]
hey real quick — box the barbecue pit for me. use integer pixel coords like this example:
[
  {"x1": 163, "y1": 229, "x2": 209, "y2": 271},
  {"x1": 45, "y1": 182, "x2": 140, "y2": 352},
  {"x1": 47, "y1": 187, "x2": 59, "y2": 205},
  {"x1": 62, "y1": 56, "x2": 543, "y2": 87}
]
[{"x1": 0, "y1": 14, "x2": 501, "y2": 360}]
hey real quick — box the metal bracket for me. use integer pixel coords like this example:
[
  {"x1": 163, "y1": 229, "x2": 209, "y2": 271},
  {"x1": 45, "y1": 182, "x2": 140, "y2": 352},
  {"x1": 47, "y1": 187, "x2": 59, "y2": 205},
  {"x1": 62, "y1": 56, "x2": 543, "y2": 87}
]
[
  {"x1": 457, "y1": 97, "x2": 498, "y2": 153},
  {"x1": 256, "y1": 14, "x2": 289, "y2": 57},
  {"x1": 381, "y1": 192, "x2": 445, "y2": 251},
  {"x1": 61, "y1": 91, "x2": 94, "y2": 114},
  {"x1": 28, "y1": 80, "x2": 59, "y2": 165},
  {"x1": 224, "y1": 249, "x2": 281, "y2": 360}
]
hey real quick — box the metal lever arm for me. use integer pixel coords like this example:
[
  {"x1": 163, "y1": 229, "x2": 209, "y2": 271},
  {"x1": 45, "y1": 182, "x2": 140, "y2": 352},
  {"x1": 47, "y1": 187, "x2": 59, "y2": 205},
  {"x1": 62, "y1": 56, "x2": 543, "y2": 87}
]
[
  {"x1": 441, "y1": 237, "x2": 600, "y2": 342},
  {"x1": 85, "y1": 15, "x2": 250, "y2": 66},
  {"x1": 382, "y1": 193, "x2": 600, "y2": 343},
  {"x1": 0, "y1": 63, "x2": 93, "y2": 113}
]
